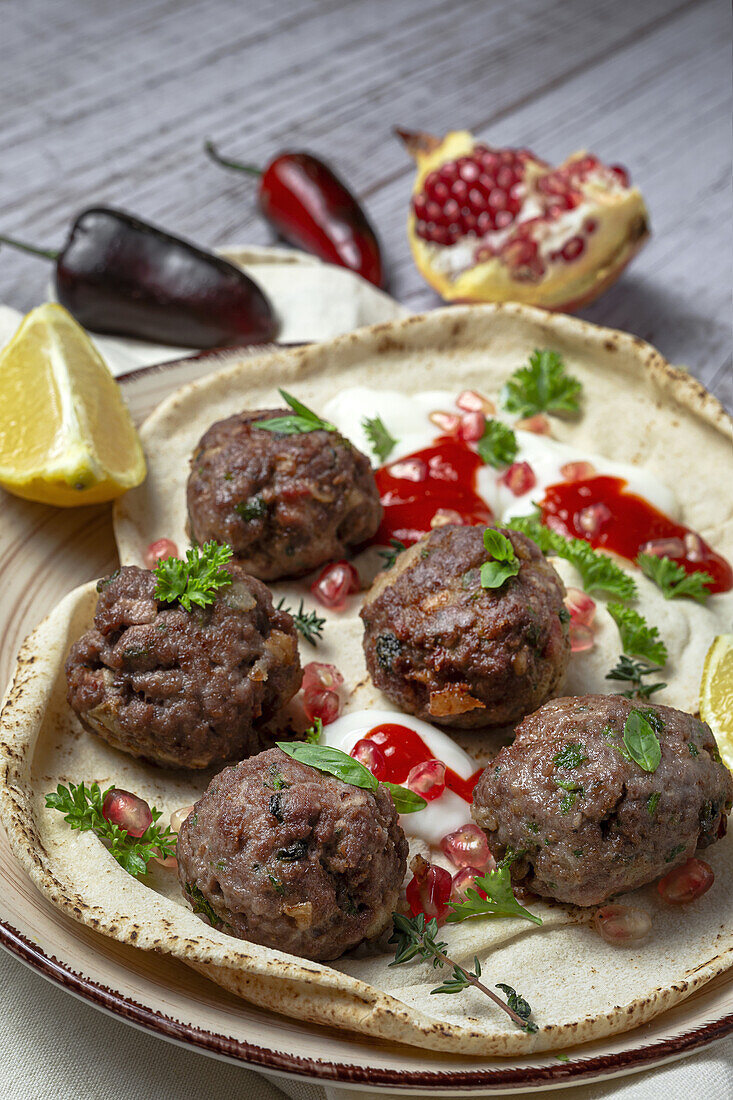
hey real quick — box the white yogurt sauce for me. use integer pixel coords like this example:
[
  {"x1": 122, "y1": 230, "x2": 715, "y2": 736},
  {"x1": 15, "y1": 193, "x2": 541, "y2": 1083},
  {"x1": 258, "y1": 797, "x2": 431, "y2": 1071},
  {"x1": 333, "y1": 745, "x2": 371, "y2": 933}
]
[
  {"x1": 322, "y1": 387, "x2": 676, "y2": 521},
  {"x1": 321, "y1": 709, "x2": 478, "y2": 846}
]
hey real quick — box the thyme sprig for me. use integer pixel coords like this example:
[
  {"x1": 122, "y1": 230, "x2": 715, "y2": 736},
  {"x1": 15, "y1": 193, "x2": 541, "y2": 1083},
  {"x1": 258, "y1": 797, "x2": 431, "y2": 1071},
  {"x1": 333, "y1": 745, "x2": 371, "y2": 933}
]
[{"x1": 276, "y1": 598, "x2": 325, "y2": 646}]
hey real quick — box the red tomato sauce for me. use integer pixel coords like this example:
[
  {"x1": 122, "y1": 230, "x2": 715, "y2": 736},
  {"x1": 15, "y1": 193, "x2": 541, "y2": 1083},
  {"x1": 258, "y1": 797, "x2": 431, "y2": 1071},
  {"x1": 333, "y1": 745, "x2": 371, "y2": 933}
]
[
  {"x1": 374, "y1": 437, "x2": 493, "y2": 546},
  {"x1": 540, "y1": 475, "x2": 732, "y2": 593},
  {"x1": 365, "y1": 722, "x2": 483, "y2": 803}
]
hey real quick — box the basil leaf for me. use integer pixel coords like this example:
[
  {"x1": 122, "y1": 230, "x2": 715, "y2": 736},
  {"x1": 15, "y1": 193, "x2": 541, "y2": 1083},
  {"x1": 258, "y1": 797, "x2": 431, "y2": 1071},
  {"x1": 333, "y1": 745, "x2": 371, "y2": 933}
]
[
  {"x1": 480, "y1": 527, "x2": 520, "y2": 589},
  {"x1": 622, "y1": 710, "x2": 662, "y2": 773},
  {"x1": 275, "y1": 742, "x2": 378, "y2": 790},
  {"x1": 480, "y1": 560, "x2": 520, "y2": 589},
  {"x1": 483, "y1": 528, "x2": 515, "y2": 561},
  {"x1": 381, "y1": 782, "x2": 427, "y2": 814}
]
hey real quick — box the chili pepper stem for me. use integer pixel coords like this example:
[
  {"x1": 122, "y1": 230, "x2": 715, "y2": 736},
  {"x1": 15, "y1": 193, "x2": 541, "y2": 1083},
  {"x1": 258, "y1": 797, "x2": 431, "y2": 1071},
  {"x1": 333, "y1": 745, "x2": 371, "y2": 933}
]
[
  {"x1": 204, "y1": 141, "x2": 262, "y2": 177},
  {"x1": 0, "y1": 234, "x2": 59, "y2": 262}
]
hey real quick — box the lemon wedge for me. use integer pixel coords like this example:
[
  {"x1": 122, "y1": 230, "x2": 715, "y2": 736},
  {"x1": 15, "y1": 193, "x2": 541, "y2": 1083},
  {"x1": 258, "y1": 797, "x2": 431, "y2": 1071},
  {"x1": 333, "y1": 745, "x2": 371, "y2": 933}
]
[
  {"x1": 700, "y1": 633, "x2": 733, "y2": 770},
  {"x1": 0, "y1": 303, "x2": 146, "y2": 506}
]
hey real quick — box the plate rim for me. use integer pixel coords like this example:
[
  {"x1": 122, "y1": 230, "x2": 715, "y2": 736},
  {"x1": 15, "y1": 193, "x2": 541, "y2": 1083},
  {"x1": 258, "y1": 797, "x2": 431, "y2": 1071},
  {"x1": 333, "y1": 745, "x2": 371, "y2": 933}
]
[{"x1": 1, "y1": 342, "x2": 731, "y2": 1091}]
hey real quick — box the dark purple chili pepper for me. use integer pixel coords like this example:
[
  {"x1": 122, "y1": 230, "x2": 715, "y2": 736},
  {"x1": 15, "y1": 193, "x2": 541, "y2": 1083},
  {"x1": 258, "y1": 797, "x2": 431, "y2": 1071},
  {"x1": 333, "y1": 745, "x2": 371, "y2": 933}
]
[
  {"x1": 205, "y1": 141, "x2": 384, "y2": 288},
  {"x1": 0, "y1": 207, "x2": 277, "y2": 348}
]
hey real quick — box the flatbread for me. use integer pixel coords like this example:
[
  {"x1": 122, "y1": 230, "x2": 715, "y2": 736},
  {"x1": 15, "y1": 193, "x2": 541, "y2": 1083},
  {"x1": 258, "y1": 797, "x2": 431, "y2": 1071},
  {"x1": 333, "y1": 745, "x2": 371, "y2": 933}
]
[{"x1": 1, "y1": 303, "x2": 732, "y2": 1055}]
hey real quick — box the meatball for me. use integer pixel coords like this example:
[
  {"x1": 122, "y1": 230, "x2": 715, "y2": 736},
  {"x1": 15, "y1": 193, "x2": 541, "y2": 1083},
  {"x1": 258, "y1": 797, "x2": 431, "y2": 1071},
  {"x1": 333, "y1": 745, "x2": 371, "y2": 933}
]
[
  {"x1": 472, "y1": 694, "x2": 733, "y2": 906},
  {"x1": 65, "y1": 565, "x2": 301, "y2": 769},
  {"x1": 186, "y1": 410, "x2": 382, "y2": 580},
  {"x1": 176, "y1": 747, "x2": 408, "y2": 960},
  {"x1": 360, "y1": 524, "x2": 570, "y2": 729}
]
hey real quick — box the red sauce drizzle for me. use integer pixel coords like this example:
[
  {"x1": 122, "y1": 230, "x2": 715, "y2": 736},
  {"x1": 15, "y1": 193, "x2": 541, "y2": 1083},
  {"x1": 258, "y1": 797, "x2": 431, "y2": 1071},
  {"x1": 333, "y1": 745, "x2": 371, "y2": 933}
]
[
  {"x1": 540, "y1": 475, "x2": 732, "y2": 593},
  {"x1": 365, "y1": 722, "x2": 483, "y2": 803},
  {"x1": 374, "y1": 437, "x2": 493, "y2": 546}
]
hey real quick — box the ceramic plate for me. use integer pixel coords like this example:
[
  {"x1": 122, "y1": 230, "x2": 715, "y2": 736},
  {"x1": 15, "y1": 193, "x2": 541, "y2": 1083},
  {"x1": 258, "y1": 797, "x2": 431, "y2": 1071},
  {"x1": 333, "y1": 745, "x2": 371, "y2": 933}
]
[{"x1": 0, "y1": 351, "x2": 730, "y2": 1095}]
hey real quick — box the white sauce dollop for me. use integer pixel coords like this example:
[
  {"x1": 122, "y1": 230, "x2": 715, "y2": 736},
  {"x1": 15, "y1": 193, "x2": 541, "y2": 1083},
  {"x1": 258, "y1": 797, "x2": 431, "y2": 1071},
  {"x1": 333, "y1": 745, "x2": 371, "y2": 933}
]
[
  {"x1": 321, "y1": 709, "x2": 478, "y2": 846},
  {"x1": 322, "y1": 387, "x2": 676, "y2": 520}
]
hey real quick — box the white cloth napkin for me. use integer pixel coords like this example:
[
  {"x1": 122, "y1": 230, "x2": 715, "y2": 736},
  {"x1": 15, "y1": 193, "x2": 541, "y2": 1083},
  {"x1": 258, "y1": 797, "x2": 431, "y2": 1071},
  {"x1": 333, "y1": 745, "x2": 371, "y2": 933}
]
[{"x1": 0, "y1": 250, "x2": 730, "y2": 1098}]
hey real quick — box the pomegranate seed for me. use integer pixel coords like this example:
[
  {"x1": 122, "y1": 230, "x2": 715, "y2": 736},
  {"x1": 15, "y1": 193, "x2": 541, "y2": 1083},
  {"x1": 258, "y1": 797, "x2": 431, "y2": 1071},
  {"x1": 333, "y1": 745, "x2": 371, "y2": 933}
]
[
  {"x1": 170, "y1": 805, "x2": 195, "y2": 833},
  {"x1": 594, "y1": 904, "x2": 651, "y2": 945},
  {"x1": 144, "y1": 538, "x2": 179, "y2": 569},
  {"x1": 433, "y1": 181, "x2": 450, "y2": 204},
  {"x1": 584, "y1": 218, "x2": 598, "y2": 234},
  {"x1": 458, "y1": 411, "x2": 486, "y2": 442},
  {"x1": 406, "y1": 862, "x2": 452, "y2": 921},
  {"x1": 683, "y1": 532, "x2": 704, "y2": 562},
  {"x1": 560, "y1": 461, "x2": 597, "y2": 481},
  {"x1": 429, "y1": 410, "x2": 461, "y2": 434},
  {"x1": 457, "y1": 389, "x2": 496, "y2": 415},
  {"x1": 431, "y1": 508, "x2": 465, "y2": 528},
  {"x1": 462, "y1": 213, "x2": 478, "y2": 234},
  {"x1": 564, "y1": 587, "x2": 596, "y2": 626},
  {"x1": 496, "y1": 166, "x2": 515, "y2": 190},
  {"x1": 407, "y1": 759, "x2": 446, "y2": 801},
  {"x1": 413, "y1": 195, "x2": 428, "y2": 219},
  {"x1": 495, "y1": 209, "x2": 514, "y2": 229},
  {"x1": 439, "y1": 162, "x2": 459, "y2": 185},
  {"x1": 389, "y1": 458, "x2": 428, "y2": 482},
  {"x1": 657, "y1": 858, "x2": 714, "y2": 904},
  {"x1": 351, "y1": 739, "x2": 388, "y2": 780},
  {"x1": 569, "y1": 621, "x2": 594, "y2": 653},
  {"x1": 459, "y1": 160, "x2": 480, "y2": 183},
  {"x1": 480, "y1": 151, "x2": 500, "y2": 173},
  {"x1": 310, "y1": 560, "x2": 360, "y2": 610},
  {"x1": 440, "y1": 823, "x2": 493, "y2": 870},
  {"x1": 304, "y1": 689, "x2": 341, "y2": 726},
  {"x1": 451, "y1": 866, "x2": 490, "y2": 902},
  {"x1": 102, "y1": 789, "x2": 152, "y2": 838},
  {"x1": 488, "y1": 187, "x2": 508, "y2": 210},
  {"x1": 609, "y1": 164, "x2": 630, "y2": 187},
  {"x1": 451, "y1": 179, "x2": 469, "y2": 203},
  {"x1": 560, "y1": 236, "x2": 586, "y2": 262},
  {"x1": 476, "y1": 211, "x2": 494, "y2": 234},
  {"x1": 302, "y1": 662, "x2": 344, "y2": 695},
  {"x1": 639, "y1": 536, "x2": 686, "y2": 560},
  {"x1": 516, "y1": 414, "x2": 551, "y2": 435},
  {"x1": 468, "y1": 187, "x2": 487, "y2": 213},
  {"x1": 576, "y1": 502, "x2": 612, "y2": 536},
  {"x1": 499, "y1": 461, "x2": 536, "y2": 496}
]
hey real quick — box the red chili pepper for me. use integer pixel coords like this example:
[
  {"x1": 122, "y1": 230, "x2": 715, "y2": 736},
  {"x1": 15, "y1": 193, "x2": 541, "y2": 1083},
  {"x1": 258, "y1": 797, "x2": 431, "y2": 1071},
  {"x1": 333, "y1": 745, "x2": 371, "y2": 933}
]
[{"x1": 205, "y1": 141, "x2": 384, "y2": 287}]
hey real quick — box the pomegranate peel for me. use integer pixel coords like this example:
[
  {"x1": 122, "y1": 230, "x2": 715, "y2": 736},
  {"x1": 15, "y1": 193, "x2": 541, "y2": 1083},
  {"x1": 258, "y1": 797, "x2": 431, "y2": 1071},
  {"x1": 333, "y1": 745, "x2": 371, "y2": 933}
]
[{"x1": 398, "y1": 128, "x2": 650, "y2": 312}]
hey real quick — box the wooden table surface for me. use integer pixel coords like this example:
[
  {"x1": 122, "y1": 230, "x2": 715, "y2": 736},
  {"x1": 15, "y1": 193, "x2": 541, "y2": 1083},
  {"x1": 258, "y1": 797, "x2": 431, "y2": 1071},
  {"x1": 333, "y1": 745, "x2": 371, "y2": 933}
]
[{"x1": 0, "y1": 0, "x2": 730, "y2": 409}]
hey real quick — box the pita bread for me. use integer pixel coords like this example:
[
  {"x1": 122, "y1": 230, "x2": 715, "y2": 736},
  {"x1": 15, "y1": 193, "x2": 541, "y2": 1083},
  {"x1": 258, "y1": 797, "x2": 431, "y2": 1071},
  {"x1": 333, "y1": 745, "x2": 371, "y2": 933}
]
[{"x1": 1, "y1": 303, "x2": 732, "y2": 1054}]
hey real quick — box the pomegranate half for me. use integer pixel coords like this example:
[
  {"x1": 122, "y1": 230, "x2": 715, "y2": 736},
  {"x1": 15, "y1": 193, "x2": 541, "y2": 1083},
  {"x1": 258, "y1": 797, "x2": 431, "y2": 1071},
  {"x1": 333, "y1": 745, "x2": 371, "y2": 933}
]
[{"x1": 398, "y1": 128, "x2": 650, "y2": 312}]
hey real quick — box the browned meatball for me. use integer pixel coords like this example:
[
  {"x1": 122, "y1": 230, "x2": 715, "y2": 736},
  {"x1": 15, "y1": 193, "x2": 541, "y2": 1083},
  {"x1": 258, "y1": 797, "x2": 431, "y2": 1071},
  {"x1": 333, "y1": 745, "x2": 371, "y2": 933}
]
[
  {"x1": 186, "y1": 410, "x2": 382, "y2": 580},
  {"x1": 472, "y1": 694, "x2": 733, "y2": 906},
  {"x1": 65, "y1": 565, "x2": 301, "y2": 769},
  {"x1": 360, "y1": 524, "x2": 570, "y2": 729},
  {"x1": 176, "y1": 747, "x2": 408, "y2": 960}
]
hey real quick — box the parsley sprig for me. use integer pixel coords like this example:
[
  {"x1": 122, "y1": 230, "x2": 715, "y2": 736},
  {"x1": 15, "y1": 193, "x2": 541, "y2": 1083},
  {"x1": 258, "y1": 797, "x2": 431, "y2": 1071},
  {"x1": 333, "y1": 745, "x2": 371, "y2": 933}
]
[
  {"x1": 362, "y1": 415, "x2": 397, "y2": 463},
  {"x1": 481, "y1": 528, "x2": 520, "y2": 589},
  {"x1": 637, "y1": 553, "x2": 713, "y2": 603},
  {"x1": 606, "y1": 655, "x2": 667, "y2": 699},
  {"x1": 276, "y1": 598, "x2": 325, "y2": 646},
  {"x1": 253, "y1": 390, "x2": 336, "y2": 435},
  {"x1": 446, "y1": 865, "x2": 542, "y2": 926},
  {"x1": 507, "y1": 512, "x2": 637, "y2": 599},
  {"x1": 502, "y1": 349, "x2": 582, "y2": 419},
  {"x1": 607, "y1": 604, "x2": 668, "y2": 665},
  {"x1": 389, "y1": 913, "x2": 538, "y2": 1032},
  {"x1": 477, "y1": 419, "x2": 518, "y2": 468},
  {"x1": 154, "y1": 541, "x2": 233, "y2": 612},
  {"x1": 45, "y1": 782, "x2": 176, "y2": 877}
]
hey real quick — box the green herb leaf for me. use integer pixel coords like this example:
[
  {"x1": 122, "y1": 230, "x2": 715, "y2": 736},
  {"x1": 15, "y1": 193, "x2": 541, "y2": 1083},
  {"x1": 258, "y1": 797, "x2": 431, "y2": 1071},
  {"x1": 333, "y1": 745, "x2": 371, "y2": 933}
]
[
  {"x1": 253, "y1": 389, "x2": 336, "y2": 435},
  {"x1": 502, "y1": 349, "x2": 582, "y2": 419},
  {"x1": 446, "y1": 866, "x2": 542, "y2": 926},
  {"x1": 234, "y1": 495, "x2": 268, "y2": 522},
  {"x1": 553, "y1": 743, "x2": 588, "y2": 770},
  {"x1": 303, "y1": 717, "x2": 323, "y2": 744},
  {"x1": 496, "y1": 984, "x2": 539, "y2": 1033},
  {"x1": 477, "y1": 419, "x2": 518, "y2": 468},
  {"x1": 605, "y1": 654, "x2": 667, "y2": 699},
  {"x1": 647, "y1": 792, "x2": 661, "y2": 815},
  {"x1": 45, "y1": 782, "x2": 176, "y2": 878},
  {"x1": 154, "y1": 541, "x2": 233, "y2": 612},
  {"x1": 381, "y1": 782, "x2": 427, "y2": 814},
  {"x1": 607, "y1": 604, "x2": 668, "y2": 665},
  {"x1": 362, "y1": 415, "x2": 398, "y2": 463},
  {"x1": 276, "y1": 742, "x2": 377, "y2": 790},
  {"x1": 622, "y1": 710, "x2": 662, "y2": 772},
  {"x1": 378, "y1": 538, "x2": 407, "y2": 571},
  {"x1": 481, "y1": 528, "x2": 520, "y2": 589},
  {"x1": 275, "y1": 742, "x2": 426, "y2": 813},
  {"x1": 276, "y1": 597, "x2": 325, "y2": 646},
  {"x1": 506, "y1": 514, "x2": 637, "y2": 599},
  {"x1": 637, "y1": 553, "x2": 713, "y2": 603},
  {"x1": 185, "y1": 882, "x2": 226, "y2": 927}
]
